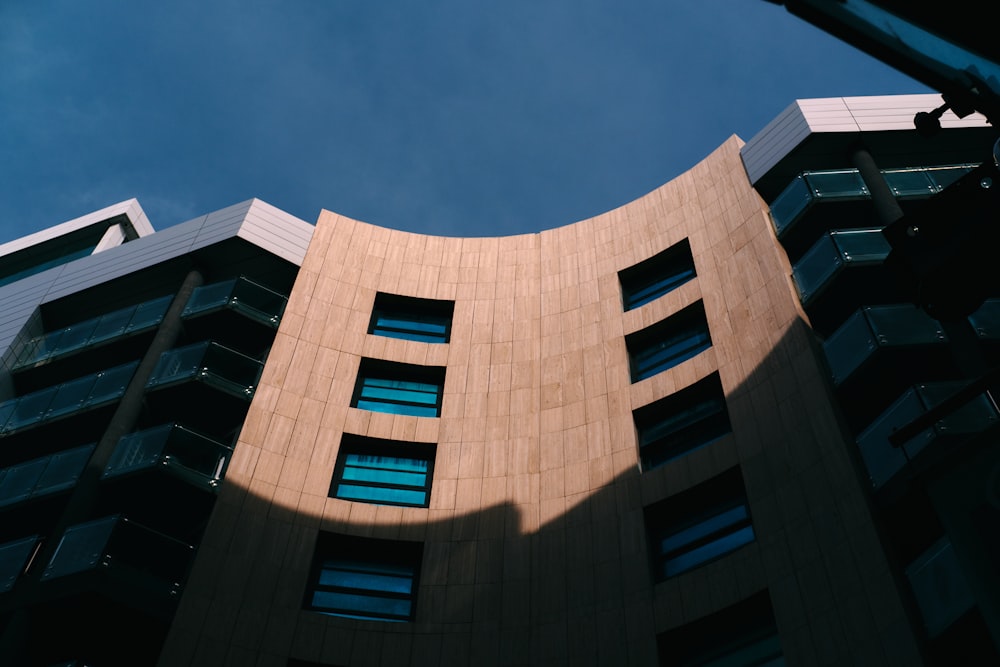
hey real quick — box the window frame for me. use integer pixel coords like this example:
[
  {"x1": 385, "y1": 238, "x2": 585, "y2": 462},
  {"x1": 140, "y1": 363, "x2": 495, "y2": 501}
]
[
  {"x1": 305, "y1": 532, "x2": 423, "y2": 622},
  {"x1": 633, "y1": 373, "x2": 731, "y2": 472},
  {"x1": 645, "y1": 467, "x2": 754, "y2": 581},
  {"x1": 619, "y1": 239, "x2": 696, "y2": 311},
  {"x1": 331, "y1": 435, "x2": 435, "y2": 508},
  {"x1": 352, "y1": 359, "x2": 445, "y2": 418},
  {"x1": 657, "y1": 590, "x2": 784, "y2": 666},
  {"x1": 625, "y1": 301, "x2": 712, "y2": 383},
  {"x1": 368, "y1": 293, "x2": 454, "y2": 344}
]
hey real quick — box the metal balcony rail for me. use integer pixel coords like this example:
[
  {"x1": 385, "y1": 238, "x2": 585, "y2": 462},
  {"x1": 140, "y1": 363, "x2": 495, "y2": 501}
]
[
  {"x1": 0, "y1": 361, "x2": 139, "y2": 436},
  {"x1": 769, "y1": 164, "x2": 975, "y2": 237},
  {"x1": 856, "y1": 382, "x2": 998, "y2": 489},
  {"x1": 906, "y1": 536, "x2": 976, "y2": 638},
  {"x1": 969, "y1": 299, "x2": 1000, "y2": 340},
  {"x1": 145, "y1": 341, "x2": 263, "y2": 399},
  {"x1": 0, "y1": 535, "x2": 39, "y2": 593},
  {"x1": 40, "y1": 515, "x2": 194, "y2": 594},
  {"x1": 0, "y1": 444, "x2": 95, "y2": 508},
  {"x1": 102, "y1": 423, "x2": 233, "y2": 489},
  {"x1": 12, "y1": 295, "x2": 172, "y2": 370},
  {"x1": 792, "y1": 227, "x2": 890, "y2": 304},
  {"x1": 823, "y1": 305, "x2": 947, "y2": 386},
  {"x1": 182, "y1": 276, "x2": 287, "y2": 327}
]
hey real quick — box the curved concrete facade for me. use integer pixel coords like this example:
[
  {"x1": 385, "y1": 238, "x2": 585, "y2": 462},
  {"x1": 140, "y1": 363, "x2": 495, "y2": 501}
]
[{"x1": 159, "y1": 137, "x2": 916, "y2": 665}]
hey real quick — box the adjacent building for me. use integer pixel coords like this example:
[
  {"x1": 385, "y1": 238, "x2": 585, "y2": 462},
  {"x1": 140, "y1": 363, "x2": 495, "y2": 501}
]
[{"x1": 0, "y1": 94, "x2": 997, "y2": 666}]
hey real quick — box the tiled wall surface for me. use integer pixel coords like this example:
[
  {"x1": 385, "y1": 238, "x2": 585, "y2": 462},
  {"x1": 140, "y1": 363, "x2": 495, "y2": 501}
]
[{"x1": 159, "y1": 138, "x2": 919, "y2": 666}]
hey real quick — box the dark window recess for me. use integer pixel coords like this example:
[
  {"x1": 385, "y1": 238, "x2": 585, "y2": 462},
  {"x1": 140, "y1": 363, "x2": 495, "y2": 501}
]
[
  {"x1": 626, "y1": 301, "x2": 712, "y2": 382},
  {"x1": 657, "y1": 590, "x2": 784, "y2": 666},
  {"x1": 369, "y1": 293, "x2": 454, "y2": 343},
  {"x1": 619, "y1": 239, "x2": 696, "y2": 311},
  {"x1": 305, "y1": 532, "x2": 422, "y2": 622},
  {"x1": 634, "y1": 373, "x2": 730, "y2": 472},
  {"x1": 352, "y1": 359, "x2": 445, "y2": 418},
  {"x1": 331, "y1": 434, "x2": 435, "y2": 508},
  {"x1": 645, "y1": 467, "x2": 754, "y2": 580}
]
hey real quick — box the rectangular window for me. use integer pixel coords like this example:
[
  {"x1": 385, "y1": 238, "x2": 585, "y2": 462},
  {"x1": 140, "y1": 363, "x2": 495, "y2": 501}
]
[
  {"x1": 657, "y1": 590, "x2": 784, "y2": 666},
  {"x1": 634, "y1": 373, "x2": 731, "y2": 472},
  {"x1": 331, "y1": 435, "x2": 434, "y2": 507},
  {"x1": 619, "y1": 239, "x2": 696, "y2": 311},
  {"x1": 369, "y1": 293, "x2": 454, "y2": 343},
  {"x1": 645, "y1": 467, "x2": 754, "y2": 580},
  {"x1": 626, "y1": 301, "x2": 711, "y2": 382},
  {"x1": 306, "y1": 533, "x2": 422, "y2": 622},
  {"x1": 352, "y1": 359, "x2": 445, "y2": 418}
]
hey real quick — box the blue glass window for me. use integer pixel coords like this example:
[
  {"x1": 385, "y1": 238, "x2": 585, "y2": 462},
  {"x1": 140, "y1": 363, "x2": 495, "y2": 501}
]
[
  {"x1": 332, "y1": 435, "x2": 434, "y2": 507},
  {"x1": 634, "y1": 373, "x2": 730, "y2": 471},
  {"x1": 626, "y1": 301, "x2": 712, "y2": 382},
  {"x1": 306, "y1": 533, "x2": 422, "y2": 622},
  {"x1": 645, "y1": 468, "x2": 754, "y2": 580},
  {"x1": 353, "y1": 360, "x2": 445, "y2": 418},
  {"x1": 369, "y1": 293, "x2": 454, "y2": 343},
  {"x1": 619, "y1": 239, "x2": 696, "y2": 311}
]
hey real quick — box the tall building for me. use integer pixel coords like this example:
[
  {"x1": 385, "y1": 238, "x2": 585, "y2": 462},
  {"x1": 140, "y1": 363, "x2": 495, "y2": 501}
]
[{"x1": 0, "y1": 94, "x2": 997, "y2": 666}]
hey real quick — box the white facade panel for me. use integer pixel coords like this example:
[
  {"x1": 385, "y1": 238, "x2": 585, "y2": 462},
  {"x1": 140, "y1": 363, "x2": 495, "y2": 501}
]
[{"x1": 0, "y1": 199, "x2": 152, "y2": 260}]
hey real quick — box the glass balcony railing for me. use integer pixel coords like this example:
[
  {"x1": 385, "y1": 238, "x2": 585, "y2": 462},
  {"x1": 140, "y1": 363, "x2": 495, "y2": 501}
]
[
  {"x1": 823, "y1": 305, "x2": 947, "y2": 386},
  {"x1": 769, "y1": 164, "x2": 976, "y2": 237},
  {"x1": 855, "y1": 382, "x2": 999, "y2": 489},
  {"x1": 792, "y1": 228, "x2": 891, "y2": 304},
  {"x1": 0, "y1": 361, "x2": 139, "y2": 435},
  {"x1": 0, "y1": 444, "x2": 94, "y2": 508},
  {"x1": 970, "y1": 299, "x2": 1000, "y2": 340},
  {"x1": 182, "y1": 276, "x2": 287, "y2": 327},
  {"x1": 40, "y1": 515, "x2": 193, "y2": 594},
  {"x1": 906, "y1": 537, "x2": 976, "y2": 638},
  {"x1": 0, "y1": 535, "x2": 39, "y2": 593},
  {"x1": 103, "y1": 424, "x2": 233, "y2": 489},
  {"x1": 145, "y1": 342, "x2": 263, "y2": 398},
  {"x1": 12, "y1": 295, "x2": 172, "y2": 370}
]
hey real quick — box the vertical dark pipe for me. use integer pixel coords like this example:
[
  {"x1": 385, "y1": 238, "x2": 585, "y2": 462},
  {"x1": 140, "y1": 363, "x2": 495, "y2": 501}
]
[
  {"x1": 851, "y1": 143, "x2": 904, "y2": 226},
  {"x1": 851, "y1": 143, "x2": 983, "y2": 375}
]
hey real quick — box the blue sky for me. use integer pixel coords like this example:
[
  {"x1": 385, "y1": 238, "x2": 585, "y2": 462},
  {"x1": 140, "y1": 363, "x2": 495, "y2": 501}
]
[{"x1": 0, "y1": 1, "x2": 929, "y2": 240}]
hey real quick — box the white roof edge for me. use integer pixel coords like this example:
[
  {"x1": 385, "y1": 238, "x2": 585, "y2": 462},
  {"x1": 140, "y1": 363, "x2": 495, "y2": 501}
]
[
  {"x1": 237, "y1": 198, "x2": 315, "y2": 266},
  {"x1": 740, "y1": 94, "x2": 992, "y2": 186},
  {"x1": 0, "y1": 199, "x2": 154, "y2": 260}
]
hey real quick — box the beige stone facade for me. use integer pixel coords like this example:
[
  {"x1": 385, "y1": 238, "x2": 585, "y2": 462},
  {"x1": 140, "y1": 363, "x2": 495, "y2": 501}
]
[{"x1": 158, "y1": 137, "x2": 918, "y2": 666}]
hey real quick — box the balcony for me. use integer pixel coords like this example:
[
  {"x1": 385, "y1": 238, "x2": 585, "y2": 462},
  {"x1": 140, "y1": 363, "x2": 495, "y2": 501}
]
[
  {"x1": 0, "y1": 362, "x2": 138, "y2": 437},
  {"x1": 0, "y1": 444, "x2": 94, "y2": 509},
  {"x1": 182, "y1": 276, "x2": 287, "y2": 327},
  {"x1": 794, "y1": 228, "x2": 890, "y2": 304},
  {"x1": 103, "y1": 424, "x2": 233, "y2": 491},
  {"x1": 855, "y1": 382, "x2": 998, "y2": 490},
  {"x1": 146, "y1": 341, "x2": 263, "y2": 399},
  {"x1": 969, "y1": 299, "x2": 1000, "y2": 368},
  {"x1": 824, "y1": 305, "x2": 949, "y2": 386},
  {"x1": 770, "y1": 164, "x2": 974, "y2": 239},
  {"x1": 39, "y1": 515, "x2": 194, "y2": 610},
  {"x1": 823, "y1": 305, "x2": 959, "y2": 432},
  {"x1": 906, "y1": 536, "x2": 976, "y2": 638},
  {"x1": 0, "y1": 535, "x2": 39, "y2": 593},
  {"x1": 793, "y1": 228, "x2": 901, "y2": 335},
  {"x1": 11, "y1": 295, "x2": 172, "y2": 372}
]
